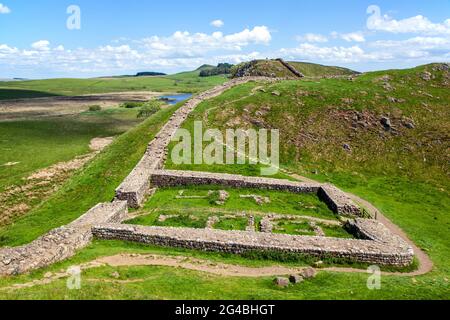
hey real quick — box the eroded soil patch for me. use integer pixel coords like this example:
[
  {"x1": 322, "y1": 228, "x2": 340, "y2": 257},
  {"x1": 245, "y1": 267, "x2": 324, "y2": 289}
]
[
  {"x1": 0, "y1": 137, "x2": 114, "y2": 226},
  {"x1": 0, "y1": 92, "x2": 161, "y2": 121},
  {"x1": 0, "y1": 253, "x2": 309, "y2": 291}
]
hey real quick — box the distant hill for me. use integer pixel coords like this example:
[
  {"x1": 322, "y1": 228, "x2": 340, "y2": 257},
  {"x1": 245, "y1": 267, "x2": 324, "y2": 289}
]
[
  {"x1": 231, "y1": 59, "x2": 358, "y2": 79},
  {"x1": 196, "y1": 64, "x2": 215, "y2": 71},
  {"x1": 135, "y1": 71, "x2": 167, "y2": 77}
]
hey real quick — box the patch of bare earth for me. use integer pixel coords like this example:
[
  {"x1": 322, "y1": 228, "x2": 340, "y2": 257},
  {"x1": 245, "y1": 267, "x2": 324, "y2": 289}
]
[
  {"x1": 0, "y1": 91, "x2": 161, "y2": 121},
  {"x1": 0, "y1": 253, "x2": 309, "y2": 291},
  {"x1": 0, "y1": 137, "x2": 114, "y2": 226}
]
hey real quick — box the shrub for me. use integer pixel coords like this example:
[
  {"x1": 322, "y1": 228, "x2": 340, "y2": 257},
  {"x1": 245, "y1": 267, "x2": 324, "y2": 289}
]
[
  {"x1": 200, "y1": 63, "x2": 234, "y2": 77},
  {"x1": 121, "y1": 101, "x2": 144, "y2": 109},
  {"x1": 137, "y1": 100, "x2": 163, "y2": 118},
  {"x1": 88, "y1": 105, "x2": 102, "y2": 112}
]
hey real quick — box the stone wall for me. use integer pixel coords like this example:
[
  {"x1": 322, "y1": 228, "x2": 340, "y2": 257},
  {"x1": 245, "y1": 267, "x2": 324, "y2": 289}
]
[
  {"x1": 318, "y1": 184, "x2": 364, "y2": 216},
  {"x1": 0, "y1": 201, "x2": 128, "y2": 276},
  {"x1": 115, "y1": 77, "x2": 280, "y2": 208},
  {"x1": 92, "y1": 222, "x2": 414, "y2": 267},
  {"x1": 151, "y1": 170, "x2": 321, "y2": 193},
  {"x1": 151, "y1": 170, "x2": 363, "y2": 216},
  {"x1": 275, "y1": 58, "x2": 305, "y2": 78},
  {"x1": 345, "y1": 218, "x2": 407, "y2": 247}
]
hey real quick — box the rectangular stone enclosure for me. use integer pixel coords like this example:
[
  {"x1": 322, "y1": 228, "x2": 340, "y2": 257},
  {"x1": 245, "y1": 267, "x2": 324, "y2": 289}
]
[{"x1": 150, "y1": 170, "x2": 364, "y2": 217}]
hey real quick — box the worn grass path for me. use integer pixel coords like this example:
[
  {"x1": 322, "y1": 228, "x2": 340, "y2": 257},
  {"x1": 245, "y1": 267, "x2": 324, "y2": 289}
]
[{"x1": 284, "y1": 171, "x2": 433, "y2": 276}]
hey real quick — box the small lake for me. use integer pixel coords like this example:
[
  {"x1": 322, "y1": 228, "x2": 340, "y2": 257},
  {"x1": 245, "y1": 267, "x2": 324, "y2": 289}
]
[{"x1": 159, "y1": 93, "x2": 193, "y2": 105}]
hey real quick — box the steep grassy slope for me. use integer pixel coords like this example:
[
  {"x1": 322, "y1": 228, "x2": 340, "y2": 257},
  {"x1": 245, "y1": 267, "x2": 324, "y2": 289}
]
[
  {"x1": 0, "y1": 109, "x2": 142, "y2": 191},
  {"x1": 0, "y1": 72, "x2": 227, "y2": 100},
  {"x1": 231, "y1": 59, "x2": 357, "y2": 78},
  {"x1": 181, "y1": 63, "x2": 448, "y2": 185},
  {"x1": 0, "y1": 104, "x2": 180, "y2": 246},
  {"x1": 164, "y1": 63, "x2": 450, "y2": 298}
]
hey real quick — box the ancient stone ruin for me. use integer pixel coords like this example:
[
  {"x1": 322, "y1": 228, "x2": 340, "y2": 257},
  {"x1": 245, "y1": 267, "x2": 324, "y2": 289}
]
[{"x1": 0, "y1": 77, "x2": 415, "y2": 276}]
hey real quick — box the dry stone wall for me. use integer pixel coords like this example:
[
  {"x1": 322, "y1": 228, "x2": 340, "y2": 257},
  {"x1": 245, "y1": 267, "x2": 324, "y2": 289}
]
[
  {"x1": 92, "y1": 221, "x2": 414, "y2": 266},
  {"x1": 318, "y1": 184, "x2": 364, "y2": 216},
  {"x1": 0, "y1": 201, "x2": 128, "y2": 276},
  {"x1": 345, "y1": 218, "x2": 407, "y2": 247},
  {"x1": 151, "y1": 170, "x2": 363, "y2": 216},
  {"x1": 0, "y1": 77, "x2": 283, "y2": 276},
  {"x1": 151, "y1": 170, "x2": 321, "y2": 193},
  {"x1": 276, "y1": 58, "x2": 305, "y2": 78}
]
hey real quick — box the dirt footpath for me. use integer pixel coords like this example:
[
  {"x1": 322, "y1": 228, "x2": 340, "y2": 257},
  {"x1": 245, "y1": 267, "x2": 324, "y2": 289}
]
[{"x1": 0, "y1": 91, "x2": 162, "y2": 120}]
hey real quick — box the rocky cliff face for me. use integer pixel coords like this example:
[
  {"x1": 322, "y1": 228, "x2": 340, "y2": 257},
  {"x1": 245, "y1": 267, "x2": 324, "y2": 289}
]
[{"x1": 232, "y1": 59, "x2": 301, "y2": 79}]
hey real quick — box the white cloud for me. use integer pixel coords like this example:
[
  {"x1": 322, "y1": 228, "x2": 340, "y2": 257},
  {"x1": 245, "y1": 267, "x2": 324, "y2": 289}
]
[
  {"x1": 280, "y1": 43, "x2": 372, "y2": 63},
  {"x1": 140, "y1": 26, "x2": 272, "y2": 57},
  {"x1": 371, "y1": 36, "x2": 450, "y2": 49},
  {"x1": 297, "y1": 33, "x2": 328, "y2": 43},
  {"x1": 2, "y1": 8, "x2": 449, "y2": 79},
  {"x1": 369, "y1": 36, "x2": 450, "y2": 60},
  {"x1": 99, "y1": 44, "x2": 134, "y2": 53},
  {"x1": 367, "y1": 5, "x2": 450, "y2": 35},
  {"x1": 0, "y1": 3, "x2": 11, "y2": 14},
  {"x1": 331, "y1": 31, "x2": 366, "y2": 42},
  {"x1": 0, "y1": 27, "x2": 272, "y2": 76},
  {"x1": 223, "y1": 26, "x2": 271, "y2": 45},
  {"x1": 279, "y1": 41, "x2": 415, "y2": 64},
  {"x1": 31, "y1": 40, "x2": 50, "y2": 51},
  {"x1": 340, "y1": 32, "x2": 366, "y2": 42},
  {"x1": 0, "y1": 44, "x2": 17, "y2": 54},
  {"x1": 211, "y1": 19, "x2": 224, "y2": 28}
]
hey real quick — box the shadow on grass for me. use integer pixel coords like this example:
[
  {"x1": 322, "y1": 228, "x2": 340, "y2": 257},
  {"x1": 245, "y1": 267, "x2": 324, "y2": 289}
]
[{"x1": 0, "y1": 88, "x2": 60, "y2": 100}]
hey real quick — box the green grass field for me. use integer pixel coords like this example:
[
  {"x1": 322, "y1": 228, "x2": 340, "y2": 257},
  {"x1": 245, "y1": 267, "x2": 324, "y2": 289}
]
[
  {"x1": 0, "y1": 72, "x2": 227, "y2": 100},
  {"x1": 0, "y1": 108, "x2": 142, "y2": 191}
]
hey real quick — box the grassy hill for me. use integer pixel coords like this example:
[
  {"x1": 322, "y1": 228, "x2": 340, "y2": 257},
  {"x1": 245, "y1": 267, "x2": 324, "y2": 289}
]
[
  {"x1": 289, "y1": 61, "x2": 358, "y2": 77},
  {"x1": 231, "y1": 59, "x2": 358, "y2": 78},
  {"x1": 0, "y1": 60, "x2": 356, "y2": 100},
  {"x1": 163, "y1": 63, "x2": 450, "y2": 299}
]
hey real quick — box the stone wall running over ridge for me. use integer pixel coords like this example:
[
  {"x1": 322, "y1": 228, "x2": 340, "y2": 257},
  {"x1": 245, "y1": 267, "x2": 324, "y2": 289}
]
[
  {"x1": 115, "y1": 77, "x2": 280, "y2": 208},
  {"x1": 276, "y1": 58, "x2": 305, "y2": 78},
  {"x1": 0, "y1": 77, "x2": 281, "y2": 276}
]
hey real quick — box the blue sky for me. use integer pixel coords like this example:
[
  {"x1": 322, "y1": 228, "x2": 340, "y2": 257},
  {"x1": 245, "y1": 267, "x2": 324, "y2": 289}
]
[{"x1": 0, "y1": 0, "x2": 449, "y2": 78}]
